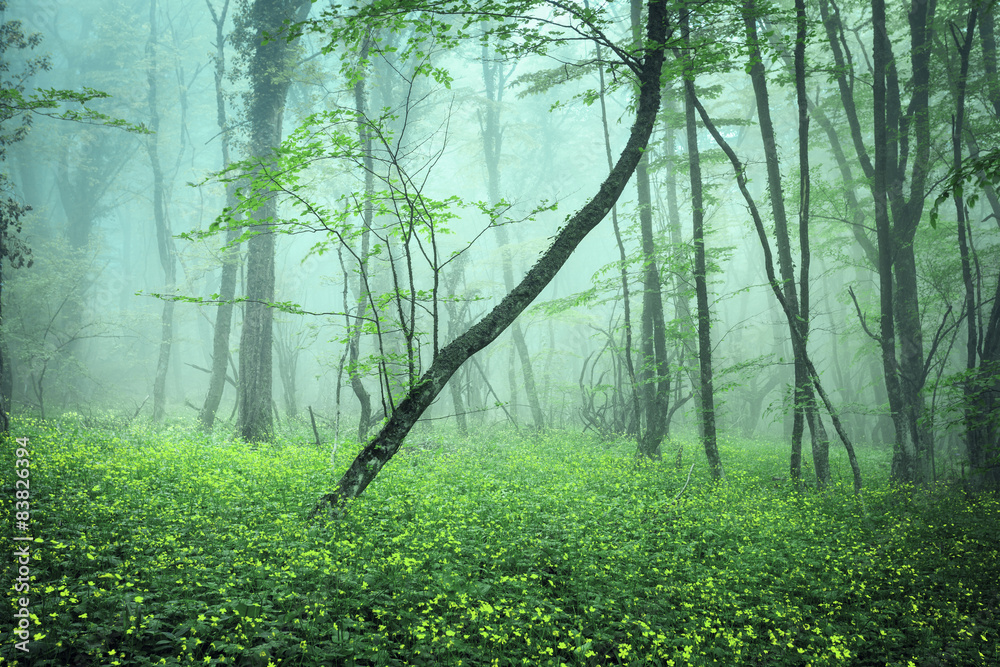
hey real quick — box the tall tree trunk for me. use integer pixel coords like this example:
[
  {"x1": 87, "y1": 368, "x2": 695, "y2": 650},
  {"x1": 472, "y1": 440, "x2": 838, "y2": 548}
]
[
  {"x1": 146, "y1": 0, "x2": 175, "y2": 423},
  {"x1": 632, "y1": 0, "x2": 669, "y2": 460},
  {"x1": 313, "y1": 0, "x2": 669, "y2": 513},
  {"x1": 803, "y1": 88, "x2": 894, "y2": 449},
  {"x1": 239, "y1": 222, "x2": 275, "y2": 441},
  {"x1": 481, "y1": 43, "x2": 545, "y2": 430},
  {"x1": 890, "y1": 0, "x2": 936, "y2": 483},
  {"x1": 348, "y1": 35, "x2": 375, "y2": 442},
  {"x1": 201, "y1": 0, "x2": 241, "y2": 430},
  {"x1": 662, "y1": 97, "x2": 699, "y2": 427},
  {"x1": 972, "y1": 6, "x2": 1000, "y2": 488},
  {"x1": 953, "y1": 7, "x2": 979, "y2": 483},
  {"x1": 689, "y1": 85, "x2": 863, "y2": 493},
  {"x1": 954, "y1": 7, "x2": 999, "y2": 488},
  {"x1": 743, "y1": 0, "x2": 828, "y2": 485},
  {"x1": 237, "y1": 0, "x2": 310, "y2": 442},
  {"x1": 681, "y1": 30, "x2": 722, "y2": 479},
  {"x1": 821, "y1": 0, "x2": 936, "y2": 483},
  {"x1": 201, "y1": 245, "x2": 240, "y2": 428},
  {"x1": 792, "y1": 0, "x2": 829, "y2": 486},
  {"x1": 973, "y1": 275, "x2": 1000, "y2": 488},
  {"x1": 871, "y1": 0, "x2": 911, "y2": 478},
  {"x1": 590, "y1": 0, "x2": 641, "y2": 437},
  {"x1": 635, "y1": 149, "x2": 669, "y2": 460}
]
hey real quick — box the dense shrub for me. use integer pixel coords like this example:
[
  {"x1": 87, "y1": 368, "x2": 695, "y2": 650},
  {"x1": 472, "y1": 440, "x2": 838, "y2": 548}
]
[{"x1": 2, "y1": 418, "x2": 997, "y2": 665}]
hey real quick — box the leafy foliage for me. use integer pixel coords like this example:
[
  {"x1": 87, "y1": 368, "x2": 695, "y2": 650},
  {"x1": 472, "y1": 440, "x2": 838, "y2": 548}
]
[
  {"x1": 930, "y1": 148, "x2": 1000, "y2": 228},
  {"x1": 2, "y1": 419, "x2": 998, "y2": 666},
  {"x1": 0, "y1": 1, "x2": 146, "y2": 269}
]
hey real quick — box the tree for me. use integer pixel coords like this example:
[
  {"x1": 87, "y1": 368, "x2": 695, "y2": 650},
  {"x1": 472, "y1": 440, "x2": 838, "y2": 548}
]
[
  {"x1": 0, "y1": 0, "x2": 142, "y2": 432},
  {"x1": 311, "y1": 0, "x2": 672, "y2": 513},
  {"x1": 739, "y1": 0, "x2": 829, "y2": 486},
  {"x1": 819, "y1": 0, "x2": 940, "y2": 483},
  {"x1": 630, "y1": 0, "x2": 670, "y2": 460},
  {"x1": 234, "y1": 0, "x2": 311, "y2": 442},
  {"x1": 686, "y1": 60, "x2": 864, "y2": 492},
  {"x1": 590, "y1": 0, "x2": 642, "y2": 440},
  {"x1": 952, "y1": 5, "x2": 999, "y2": 488},
  {"x1": 680, "y1": 7, "x2": 722, "y2": 480},
  {"x1": 929, "y1": 2, "x2": 1000, "y2": 488},
  {"x1": 345, "y1": 32, "x2": 375, "y2": 442},
  {"x1": 145, "y1": 0, "x2": 178, "y2": 422},
  {"x1": 481, "y1": 35, "x2": 546, "y2": 431},
  {"x1": 200, "y1": 0, "x2": 243, "y2": 431}
]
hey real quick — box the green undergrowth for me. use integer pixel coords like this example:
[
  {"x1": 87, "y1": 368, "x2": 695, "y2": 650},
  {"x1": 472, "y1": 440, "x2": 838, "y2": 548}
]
[{"x1": 2, "y1": 418, "x2": 998, "y2": 666}]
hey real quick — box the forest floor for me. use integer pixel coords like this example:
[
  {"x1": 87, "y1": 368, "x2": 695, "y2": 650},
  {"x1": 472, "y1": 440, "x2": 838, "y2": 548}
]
[{"x1": 1, "y1": 416, "x2": 998, "y2": 666}]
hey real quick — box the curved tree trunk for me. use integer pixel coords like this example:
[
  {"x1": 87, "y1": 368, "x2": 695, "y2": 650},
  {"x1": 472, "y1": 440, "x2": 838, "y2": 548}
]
[
  {"x1": 312, "y1": 0, "x2": 669, "y2": 513},
  {"x1": 689, "y1": 86, "x2": 863, "y2": 493},
  {"x1": 743, "y1": 0, "x2": 830, "y2": 486}
]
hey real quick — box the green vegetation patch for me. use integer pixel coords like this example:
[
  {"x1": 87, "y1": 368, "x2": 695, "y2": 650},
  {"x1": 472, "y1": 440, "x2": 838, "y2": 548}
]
[{"x1": 2, "y1": 420, "x2": 998, "y2": 666}]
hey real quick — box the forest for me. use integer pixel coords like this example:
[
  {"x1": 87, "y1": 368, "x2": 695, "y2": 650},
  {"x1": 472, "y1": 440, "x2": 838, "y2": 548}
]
[{"x1": 1, "y1": 0, "x2": 999, "y2": 664}]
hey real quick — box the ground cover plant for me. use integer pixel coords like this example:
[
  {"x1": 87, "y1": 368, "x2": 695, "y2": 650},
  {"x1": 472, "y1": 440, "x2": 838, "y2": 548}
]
[{"x1": 2, "y1": 417, "x2": 998, "y2": 666}]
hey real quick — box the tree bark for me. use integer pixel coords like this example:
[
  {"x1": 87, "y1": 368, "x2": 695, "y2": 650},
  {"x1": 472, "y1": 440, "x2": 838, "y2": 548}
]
[
  {"x1": 237, "y1": 0, "x2": 311, "y2": 442},
  {"x1": 681, "y1": 33, "x2": 722, "y2": 479},
  {"x1": 793, "y1": 0, "x2": 829, "y2": 487},
  {"x1": 954, "y1": 7, "x2": 1000, "y2": 489},
  {"x1": 201, "y1": 0, "x2": 241, "y2": 431},
  {"x1": 662, "y1": 97, "x2": 699, "y2": 430},
  {"x1": 873, "y1": 0, "x2": 910, "y2": 473},
  {"x1": 973, "y1": 7, "x2": 1000, "y2": 488},
  {"x1": 635, "y1": 150, "x2": 669, "y2": 459},
  {"x1": 481, "y1": 43, "x2": 545, "y2": 430},
  {"x1": 347, "y1": 35, "x2": 375, "y2": 442},
  {"x1": 819, "y1": 0, "x2": 936, "y2": 483},
  {"x1": 632, "y1": 0, "x2": 669, "y2": 460},
  {"x1": 312, "y1": 0, "x2": 669, "y2": 513},
  {"x1": 591, "y1": 0, "x2": 641, "y2": 437},
  {"x1": 201, "y1": 238, "x2": 240, "y2": 428},
  {"x1": 689, "y1": 89, "x2": 863, "y2": 493},
  {"x1": 146, "y1": 0, "x2": 176, "y2": 423},
  {"x1": 743, "y1": 0, "x2": 828, "y2": 486}
]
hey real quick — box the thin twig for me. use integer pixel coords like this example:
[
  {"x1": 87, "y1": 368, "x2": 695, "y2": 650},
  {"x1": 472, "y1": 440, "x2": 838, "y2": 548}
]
[
  {"x1": 673, "y1": 463, "x2": 696, "y2": 503},
  {"x1": 308, "y1": 406, "x2": 322, "y2": 448},
  {"x1": 848, "y1": 286, "x2": 881, "y2": 343},
  {"x1": 131, "y1": 395, "x2": 149, "y2": 421}
]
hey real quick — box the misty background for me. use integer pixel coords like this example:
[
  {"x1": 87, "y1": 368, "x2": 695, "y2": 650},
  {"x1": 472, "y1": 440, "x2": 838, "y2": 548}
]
[{"x1": 3, "y1": 0, "x2": 997, "y2": 486}]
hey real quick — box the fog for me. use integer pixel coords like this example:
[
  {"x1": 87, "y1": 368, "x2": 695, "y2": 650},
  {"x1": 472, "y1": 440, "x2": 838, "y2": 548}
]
[{"x1": 4, "y1": 0, "x2": 998, "y2": 487}]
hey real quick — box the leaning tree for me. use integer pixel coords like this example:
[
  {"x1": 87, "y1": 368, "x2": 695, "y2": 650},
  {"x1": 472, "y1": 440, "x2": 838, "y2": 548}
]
[{"x1": 305, "y1": 0, "x2": 674, "y2": 514}]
